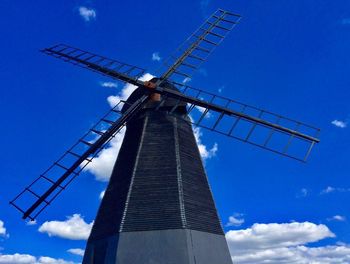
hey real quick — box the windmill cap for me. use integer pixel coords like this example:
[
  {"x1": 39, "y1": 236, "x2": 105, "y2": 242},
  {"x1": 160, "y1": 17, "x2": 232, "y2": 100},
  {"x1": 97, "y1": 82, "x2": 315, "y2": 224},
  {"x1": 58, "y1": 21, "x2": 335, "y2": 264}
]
[{"x1": 121, "y1": 78, "x2": 187, "y2": 114}]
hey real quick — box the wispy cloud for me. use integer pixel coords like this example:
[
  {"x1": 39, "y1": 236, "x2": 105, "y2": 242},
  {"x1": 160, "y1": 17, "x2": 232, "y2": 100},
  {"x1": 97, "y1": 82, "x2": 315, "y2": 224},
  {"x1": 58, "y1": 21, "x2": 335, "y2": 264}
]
[
  {"x1": 320, "y1": 186, "x2": 350, "y2": 195},
  {"x1": 296, "y1": 188, "x2": 308, "y2": 198},
  {"x1": 100, "y1": 81, "x2": 118, "y2": 88},
  {"x1": 193, "y1": 127, "x2": 218, "y2": 160},
  {"x1": 0, "y1": 220, "x2": 8, "y2": 238},
  {"x1": 99, "y1": 190, "x2": 105, "y2": 200},
  {"x1": 78, "y1": 6, "x2": 96, "y2": 22},
  {"x1": 327, "y1": 215, "x2": 346, "y2": 222},
  {"x1": 39, "y1": 214, "x2": 93, "y2": 240},
  {"x1": 321, "y1": 186, "x2": 336, "y2": 194},
  {"x1": 226, "y1": 213, "x2": 245, "y2": 227},
  {"x1": 331, "y1": 119, "x2": 347, "y2": 128},
  {"x1": 67, "y1": 248, "x2": 85, "y2": 257},
  {"x1": 26, "y1": 220, "x2": 37, "y2": 226},
  {"x1": 151, "y1": 52, "x2": 161, "y2": 62}
]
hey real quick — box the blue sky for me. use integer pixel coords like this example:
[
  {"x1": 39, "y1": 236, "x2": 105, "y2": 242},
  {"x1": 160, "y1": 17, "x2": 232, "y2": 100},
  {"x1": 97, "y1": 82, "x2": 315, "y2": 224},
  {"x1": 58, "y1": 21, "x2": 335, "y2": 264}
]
[{"x1": 0, "y1": 0, "x2": 350, "y2": 263}]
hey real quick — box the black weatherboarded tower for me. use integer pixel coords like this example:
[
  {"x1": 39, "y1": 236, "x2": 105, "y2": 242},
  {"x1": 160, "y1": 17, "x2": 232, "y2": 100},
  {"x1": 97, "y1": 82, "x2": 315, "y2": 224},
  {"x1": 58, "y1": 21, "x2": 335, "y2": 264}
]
[
  {"x1": 10, "y1": 9, "x2": 320, "y2": 264},
  {"x1": 83, "y1": 82, "x2": 232, "y2": 263}
]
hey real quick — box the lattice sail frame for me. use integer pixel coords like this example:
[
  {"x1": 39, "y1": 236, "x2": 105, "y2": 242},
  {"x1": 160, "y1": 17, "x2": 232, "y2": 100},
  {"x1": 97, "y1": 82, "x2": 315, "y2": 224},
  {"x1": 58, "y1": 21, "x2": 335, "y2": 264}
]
[
  {"x1": 157, "y1": 81, "x2": 320, "y2": 162},
  {"x1": 158, "y1": 9, "x2": 241, "y2": 82},
  {"x1": 10, "y1": 97, "x2": 149, "y2": 220},
  {"x1": 42, "y1": 44, "x2": 146, "y2": 83}
]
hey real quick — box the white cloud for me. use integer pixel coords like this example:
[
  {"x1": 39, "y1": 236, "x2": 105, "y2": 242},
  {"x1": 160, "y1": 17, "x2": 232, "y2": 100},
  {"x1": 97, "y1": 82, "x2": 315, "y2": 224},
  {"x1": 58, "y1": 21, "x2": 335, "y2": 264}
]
[
  {"x1": 100, "y1": 81, "x2": 118, "y2": 88},
  {"x1": 321, "y1": 186, "x2": 336, "y2": 194},
  {"x1": 226, "y1": 221, "x2": 344, "y2": 264},
  {"x1": 0, "y1": 253, "x2": 36, "y2": 264},
  {"x1": 230, "y1": 245, "x2": 350, "y2": 264},
  {"x1": 78, "y1": 7, "x2": 96, "y2": 22},
  {"x1": 99, "y1": 190, "x2": 106, "y2": 200},
  {"x1": 328, "y1": 215, "x2": 346, "y2": 222},
  {"x1": 83, "y1": 128, "x2": 125, "y2": 181},
  {"x1": 226, "y1": 213, "x2": 245, "y2": 227},
  {"x1": 151, "y1": 52, "x2": 161, "y2": 62},
  {"x1": 331, "y1": 119, "x2": 347, "y2": 128},
  {"x1": 106, "y1": 95, "x2": 120, "y2": 109},
  {"x1": 37, "y1": 257, "x2": 75, "y2": 264},
  {"x1": 67, "y1": 248, "x2": 84, "y2": 257},
  {"x1": 193, "y1": 127, "x2": 218, "y2": 160},
  {"x1": 38, "y1": 214, "x2": 93, "y2": 240},
  {"x1": 0, "y1": 221, "x2": 8, "y2": 238},
  {"x1": 107, "y1": 73, "x2": 154, "y2": 109},
  {"x1": 321, "y1": 186, "x2": 350, "y2": 194},
  {"x1": 26, "y1": 220, "x2": 37, "y2": 226},
  {"x1": 83, "y1": 74, "x2": 154, "y2": 181},
  {"x1": 0, "y1": 254, "x2": 36, "y2": 264},
  {"x1": 0, "y1": 254, "x2": 75, "y2": 264},
  {"x1": 194, "y1": 105, "x2": 211, "y2": 118},
  {"x1": 333, "y1": 215, "x2": 346, "y2": 221},
  {"x1": 227, "y1": 222, "x2": 334, "y2": 250}
]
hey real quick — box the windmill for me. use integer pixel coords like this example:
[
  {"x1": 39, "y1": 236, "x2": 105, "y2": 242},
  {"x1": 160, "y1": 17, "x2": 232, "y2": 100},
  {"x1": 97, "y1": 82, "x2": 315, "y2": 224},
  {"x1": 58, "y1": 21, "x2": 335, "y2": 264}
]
[{"x1": 10, "y1": 9, "x2": 320, "y2": 264}]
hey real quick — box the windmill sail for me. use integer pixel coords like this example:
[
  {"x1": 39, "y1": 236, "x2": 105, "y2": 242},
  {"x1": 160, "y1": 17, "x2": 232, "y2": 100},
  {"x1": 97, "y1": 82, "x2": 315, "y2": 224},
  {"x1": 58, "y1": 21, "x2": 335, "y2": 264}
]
[
  {"x1": 158, "y1": 9, "x2": 241, "y2": 82},
  {"x1": 41, "y1": 44, "x2": 146, "y2": 85},
  {"x1": 10, "y1": 96, "x2": 149, "y2": 220},
  {"x1": 154, "y1": 81, "x2": 320, "y2": 162},
  {"x1": 41, "y1": 8, "x2": 241, "y2": 88}
]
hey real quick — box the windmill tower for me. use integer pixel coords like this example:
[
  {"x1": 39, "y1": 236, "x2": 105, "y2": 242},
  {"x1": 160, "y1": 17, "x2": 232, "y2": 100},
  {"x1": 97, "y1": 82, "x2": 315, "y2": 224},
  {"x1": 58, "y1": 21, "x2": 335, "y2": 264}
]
[
  {"x1": 10, "y1": 9, "x2": 320, "y2": 264},
  {"x1": 82, "y1": 80, "x2": 232, "y2": 263}
]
